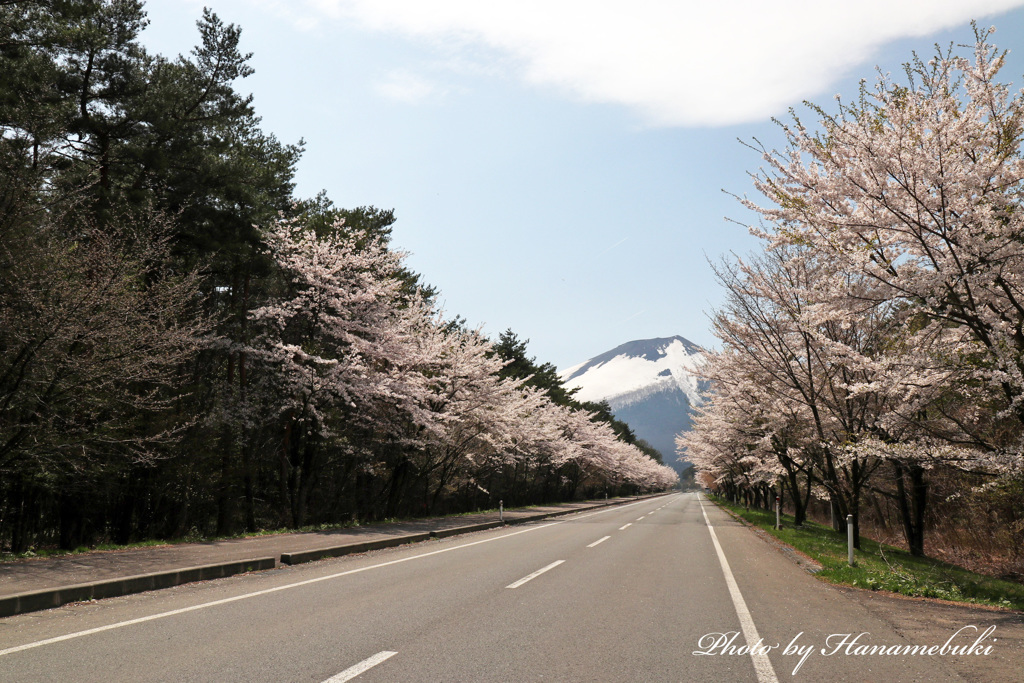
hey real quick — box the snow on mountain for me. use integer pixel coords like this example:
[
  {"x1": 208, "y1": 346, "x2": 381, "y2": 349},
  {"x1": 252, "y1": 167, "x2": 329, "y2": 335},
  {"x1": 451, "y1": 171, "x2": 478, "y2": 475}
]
[
  {"x1": 560, "y1": 336, "x2": 708, "y2": 471},
  {"x1": 560, "y1": 336, "x2": 704, "y2": 406}
]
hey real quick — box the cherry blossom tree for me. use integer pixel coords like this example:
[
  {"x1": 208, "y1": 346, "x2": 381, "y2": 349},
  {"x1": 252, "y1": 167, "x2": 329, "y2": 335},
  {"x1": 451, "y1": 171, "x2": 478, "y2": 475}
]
[
  {"x1": 680, "y1": 346, "x2": 816, "y2": 521},
  {"x1": 247, "y1": 214, "x2": 434, "y2": 525},
  {"x1": 399, "y1": 320, "x2": 558, "y2": 511},
  {"x1": 707, "y1": 249, "x2": 888, "y2": 544},
  {"x1": 744, "y1": 28, "x2": 1024, "y2": 464},
  {"x1": 690, "y1": 241, "x2": 983, "y2": 552},
  {"x1": 249, "y1": 214, "x2": 675, "y2": 524},
  {"x1": 0, "y1": 211, "x2": 210, "y2": 549},
  {"x1": 696, "y1": 29, "x2": 1024, "y2": 554},
  {"x1": 555, "y1": 405, "x2": 677, "y2": 493}
]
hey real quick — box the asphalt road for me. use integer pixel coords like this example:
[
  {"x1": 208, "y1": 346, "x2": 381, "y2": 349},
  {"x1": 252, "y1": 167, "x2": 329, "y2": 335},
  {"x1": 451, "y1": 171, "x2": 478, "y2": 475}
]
[{"x1": 0, "y1": 493, "x2": 1019, "y2": 682}]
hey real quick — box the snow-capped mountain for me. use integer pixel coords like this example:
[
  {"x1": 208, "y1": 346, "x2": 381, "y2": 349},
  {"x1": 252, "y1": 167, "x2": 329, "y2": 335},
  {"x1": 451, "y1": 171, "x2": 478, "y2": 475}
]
[{"x1": 560, "y1": 336, "x2": 708, "y2": 471}]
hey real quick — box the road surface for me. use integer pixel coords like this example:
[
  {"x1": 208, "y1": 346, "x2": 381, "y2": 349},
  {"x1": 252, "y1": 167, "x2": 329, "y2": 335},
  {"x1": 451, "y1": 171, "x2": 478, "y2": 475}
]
[{"x1": 0, "y1": 493, "x2": 1020, "y2": 681}]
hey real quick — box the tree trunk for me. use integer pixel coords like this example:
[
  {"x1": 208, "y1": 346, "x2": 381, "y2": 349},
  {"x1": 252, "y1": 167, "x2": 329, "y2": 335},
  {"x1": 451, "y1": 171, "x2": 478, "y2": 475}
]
[
  {"x1": 782, "y1": 459, "x2": 809, "y2": 526},
  {"x1": 829, "y1": 496, "x2": 842, "y2": 532},
  {"x1": 893, "y1": 461, "x2": 928, "y2": 557},
  {"x1": 58, "y1": 491, "x2": 82, "y2": 550},
  {"x1": 242, "y1": 442, "x2": 257, "y2": 533},
  {"x1": 216, "y1": 423, "x2": 234, "y2": 536}
]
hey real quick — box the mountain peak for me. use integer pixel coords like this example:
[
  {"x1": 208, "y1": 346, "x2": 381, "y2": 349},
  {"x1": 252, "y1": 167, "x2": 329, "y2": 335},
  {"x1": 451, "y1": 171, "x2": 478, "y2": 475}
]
[
  {"x1": 560, "y1": 336, "x2": 704, "y2": 404},
  {"x1": 559, "y1": 336, "x2": 708, "y2": 471}
]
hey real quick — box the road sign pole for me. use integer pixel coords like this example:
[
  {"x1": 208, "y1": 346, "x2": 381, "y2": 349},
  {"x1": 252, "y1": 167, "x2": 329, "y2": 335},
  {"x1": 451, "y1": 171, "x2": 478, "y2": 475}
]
[{"x1": 847, "y1": 514, "x2": 855, "y2": 566}]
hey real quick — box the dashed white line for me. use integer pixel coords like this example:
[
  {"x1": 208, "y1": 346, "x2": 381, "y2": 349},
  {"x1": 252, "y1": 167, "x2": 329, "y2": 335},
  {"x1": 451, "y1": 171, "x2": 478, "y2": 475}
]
[
  {"x1": 619, "y1": 523, "x2": 632, "y2": 530},
  {"x1": 323, "y1": 651, "x2": 397, "y2": 682},
  {"x1": 637, "y1": 516, "x2": 646, "y2": 521},
  {"x1": 587, "y1": 536, "x2": 611, "y2": 548},
  {"x1": 506, "y1": 560, "x2": 565, "y2": 588}
]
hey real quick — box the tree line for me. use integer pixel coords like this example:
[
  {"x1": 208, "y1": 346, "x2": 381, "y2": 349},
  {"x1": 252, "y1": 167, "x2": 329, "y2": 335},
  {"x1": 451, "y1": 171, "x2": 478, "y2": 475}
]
[
  {"x1": 681, "y1": 28, "x2": 1024, "y2": 559},
  {"x1": 0, "y1": 1, "x2": 676, "y2": 552}
]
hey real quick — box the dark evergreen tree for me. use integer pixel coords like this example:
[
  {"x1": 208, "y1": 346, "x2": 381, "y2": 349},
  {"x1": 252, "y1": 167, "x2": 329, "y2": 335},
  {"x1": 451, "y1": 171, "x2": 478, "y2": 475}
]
[{"x1": 493, "y1": 329, "x2": 577, "y2": 406}]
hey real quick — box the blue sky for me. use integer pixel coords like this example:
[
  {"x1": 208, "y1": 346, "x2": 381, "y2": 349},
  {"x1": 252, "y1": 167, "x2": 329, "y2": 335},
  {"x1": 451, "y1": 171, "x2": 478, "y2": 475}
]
[{"x1": 140, "y1": 1, "x2": 1024, "y2": 370}]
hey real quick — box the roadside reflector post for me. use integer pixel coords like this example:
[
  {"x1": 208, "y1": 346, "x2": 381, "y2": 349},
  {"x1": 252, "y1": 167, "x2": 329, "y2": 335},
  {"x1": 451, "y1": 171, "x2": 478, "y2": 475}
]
[
  {"x1": 775, "y1": 495, "x2": 781, "y2": 530},
  {"x1": 847, "y1": 514, "x2": 855, "y2": 566},
  {"x1": 499, "y1": 500, "x2": 503, "y2": 523}
]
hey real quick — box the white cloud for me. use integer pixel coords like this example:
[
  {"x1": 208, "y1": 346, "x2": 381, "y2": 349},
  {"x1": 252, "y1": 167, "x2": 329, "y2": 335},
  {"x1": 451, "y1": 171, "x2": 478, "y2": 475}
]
[{"x1": 302, "y1": 0, "x2": 1024, "y2": 126}]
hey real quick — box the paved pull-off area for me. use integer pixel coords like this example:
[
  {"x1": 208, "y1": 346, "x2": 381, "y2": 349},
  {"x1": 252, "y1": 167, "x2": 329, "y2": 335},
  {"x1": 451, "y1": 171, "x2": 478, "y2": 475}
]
[{"x1": 0, "y1": 493, "x2": 1021, "y2": 681}]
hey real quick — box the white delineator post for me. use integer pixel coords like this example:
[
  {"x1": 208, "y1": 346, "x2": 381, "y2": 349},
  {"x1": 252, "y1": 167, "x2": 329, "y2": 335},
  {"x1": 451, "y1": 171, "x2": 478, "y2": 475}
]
[
  {"x1": 847, "y1": 514, "x2": 855, "y2": 566},
  {"x1": 775, "y1": 495, "x2": 780, "y2": 530},
  {"x1": 499, "y1": 500, "x2": 503, "y2": 523}
]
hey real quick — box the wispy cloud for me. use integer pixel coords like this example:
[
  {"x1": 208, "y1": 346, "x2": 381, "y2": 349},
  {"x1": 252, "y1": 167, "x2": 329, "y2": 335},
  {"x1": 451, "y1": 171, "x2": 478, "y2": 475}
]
[
  {"x1": 618, "y1": 310, "x2": 647, "y2": 324},
  {"x1": 298, "y1": 0, "x2": 1024, "y2": 126},
  {"x1": 374, "y1": 69, "x2": 443, "y2": 103},
  {"x1": 594, "y1": 237, "x2": 628, "y2": 260}
]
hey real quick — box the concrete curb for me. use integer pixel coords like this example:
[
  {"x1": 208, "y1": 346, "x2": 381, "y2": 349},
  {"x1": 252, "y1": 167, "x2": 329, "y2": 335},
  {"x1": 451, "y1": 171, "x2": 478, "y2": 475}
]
[
  {"x1": 0, "y1": 557, "x2": 276, "y2": 618},
  {"x1": 280, "y1": 532, "x2": 432, "y2": 565},
  {"x1": 429, "y1": 521, "x2": 505, "y2": 539}
]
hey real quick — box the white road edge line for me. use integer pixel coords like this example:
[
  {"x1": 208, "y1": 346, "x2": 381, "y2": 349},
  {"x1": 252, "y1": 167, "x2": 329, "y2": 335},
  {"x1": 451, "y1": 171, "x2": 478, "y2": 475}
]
[
  {"x1": 322, "y1": 651, "x2": 397, "y2": 682},
  {"x1": 586, "y1": 536, "x2": 611, "y2": 548},
  {"x1": 698, "y1": 495, "x2": 779, "y2": 683},
  {"x1": 0, "y1": 497, "x2": 659, "y2": 657},
  {"x1": 619, "y1": 523, "x2": 632, "y2": 530},
  {"x1": 506, "y1": 560, "x2": 565, "y2": 589}
]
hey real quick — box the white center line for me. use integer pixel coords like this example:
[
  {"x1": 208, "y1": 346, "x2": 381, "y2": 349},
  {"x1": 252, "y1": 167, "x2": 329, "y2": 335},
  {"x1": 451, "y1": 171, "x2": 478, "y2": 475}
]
[
  {"x1": 637, "y1": 516, "x2": 645, "y2": 521},
  {"x1": 586, "y1": 536, "x2": 611, "y2": 548},
  {"x1": 506, "y1": 560, "x2": 565, "y2": 589},
  {"x1": 323, "y1": 651, "x2": 397, "y2": 682},
  {"x1": 619, "y1": 523, "x2": 632, "y2": 530},
  {"x1": 698, "y1": 496, "x2": 779, "y2": 683}
]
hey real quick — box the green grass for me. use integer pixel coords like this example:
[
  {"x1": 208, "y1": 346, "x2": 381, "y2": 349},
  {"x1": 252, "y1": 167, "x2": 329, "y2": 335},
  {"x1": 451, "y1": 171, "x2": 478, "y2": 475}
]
[{"x1": 711, "y1": 496, "x2": 1024, "y2": 611}]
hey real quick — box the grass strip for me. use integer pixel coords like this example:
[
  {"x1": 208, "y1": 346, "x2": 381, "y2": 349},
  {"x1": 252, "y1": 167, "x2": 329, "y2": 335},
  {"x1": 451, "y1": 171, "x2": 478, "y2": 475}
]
[{"x1": 710, "y1": 495, "x2": 1024, "y2": 611}]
